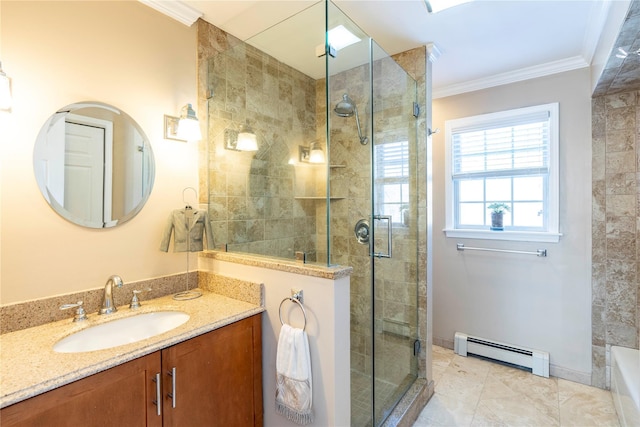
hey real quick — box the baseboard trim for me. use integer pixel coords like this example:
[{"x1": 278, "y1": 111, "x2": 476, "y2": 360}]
[{"x1": 550, "y1": 364, "x2": 592, "y2": 386}]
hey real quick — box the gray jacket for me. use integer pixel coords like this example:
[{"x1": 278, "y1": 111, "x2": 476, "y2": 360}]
[{"x1": 160, "y1": 208, "x2": 214, "y2": 252}]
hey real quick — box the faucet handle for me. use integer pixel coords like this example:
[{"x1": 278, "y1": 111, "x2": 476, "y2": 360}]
[
  {"x1": 129, "y1": 288, "x2": 151, "y2": 309},
  {"x1": 60, "y1": 301, "x2": 88, "y2": 322}
]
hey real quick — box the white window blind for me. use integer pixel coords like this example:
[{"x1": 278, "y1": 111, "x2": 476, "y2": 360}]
[
  {"x1": 376, "y1": 141, "x2": 409, "y2": 178},
  {"x1": 375, "y1": 140, "x2": 409, "y2": 224},
  {"x1": 452, "y1": 110, "x2": 550, "y2": 180}
]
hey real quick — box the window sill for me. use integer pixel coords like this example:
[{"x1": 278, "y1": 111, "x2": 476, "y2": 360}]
[{"x1": 443, "y1": 228, "x2": 562, "y2": 243}]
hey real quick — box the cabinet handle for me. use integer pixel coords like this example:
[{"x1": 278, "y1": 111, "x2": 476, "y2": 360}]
[
  {"x1": 167, "y1": 367, "x2": 176, "y2": 408},
  {"x1": 152, "y1": 373, "x2": 161, "y2": 416}
]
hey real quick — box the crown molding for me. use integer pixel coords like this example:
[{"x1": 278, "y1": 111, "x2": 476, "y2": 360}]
[
  {"x1": 433, "y1": 55, "x2": 589, "y2": 99},
  {"x1": 139, "y1": 0, "x2": 203, "y2": 26},
  {"x1": 581, "y1": 0, "x2": 613, "y2": 65}
]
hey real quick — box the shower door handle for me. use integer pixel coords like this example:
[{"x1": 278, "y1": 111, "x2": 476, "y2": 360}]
[{"x1": 373, "y1": 215, "x2": 392, "y2": 258}]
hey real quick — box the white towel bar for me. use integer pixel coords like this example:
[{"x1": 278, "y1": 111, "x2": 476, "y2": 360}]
[{"x1": 456, "y1": 243, "x2": 547, "y2": 257}]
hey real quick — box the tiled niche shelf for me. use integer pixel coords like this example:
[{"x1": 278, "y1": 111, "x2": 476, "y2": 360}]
[{"x1": 294, "y1": 196, "x2": 346, "y2": 200}]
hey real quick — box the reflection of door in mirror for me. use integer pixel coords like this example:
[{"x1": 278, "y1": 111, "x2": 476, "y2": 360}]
[
  {"x1": 65, "y1": 122, "x2": 105, "y2": 227},
  {"x1": 67, "y1": 114, "x2": 113, "y2": 227},
  {"x1": 45, "y1": 113, "x2": 114, "y2": 228}
]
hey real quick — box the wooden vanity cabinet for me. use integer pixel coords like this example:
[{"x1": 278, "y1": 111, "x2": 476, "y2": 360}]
[
  {"x1": 0, "y1": 314, "x2": 263, "y2": 427},
  {"x1": 0, "y1": 352, "x2": 162, "y2": 427},
  {"x1": 162, "y1": 314, "x2": 263, "y2": 426}
]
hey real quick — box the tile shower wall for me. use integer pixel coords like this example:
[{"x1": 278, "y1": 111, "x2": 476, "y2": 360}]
[
  {"x1": 591, "y1": 90, "x2": 640, "y2": 388},
  {"x1": 198, "y1": 21, "x2": 319, "y2": 260},
  {"x1": 394, "y1": 46, "x2": 430, "y2": 391},
  {"x1": 321, "y1": 61, "x2": 374, "y2": 378}
]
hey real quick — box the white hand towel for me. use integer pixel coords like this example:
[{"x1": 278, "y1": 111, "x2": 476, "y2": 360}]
[{"x1": 275, "y1": 324, "x2": 314, "y2": 425}]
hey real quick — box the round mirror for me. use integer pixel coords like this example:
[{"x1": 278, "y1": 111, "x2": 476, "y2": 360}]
[{"x1": 33, "y1": 102, "x2": 155, "y2": 228}]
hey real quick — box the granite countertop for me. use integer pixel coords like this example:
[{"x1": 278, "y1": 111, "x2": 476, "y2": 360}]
[
  {"x1": 0, "y1": 290, "x2": 264, "y2": 408},
  {"x1": 200, "y1": 250, "x2": 353, "y2": 279}
]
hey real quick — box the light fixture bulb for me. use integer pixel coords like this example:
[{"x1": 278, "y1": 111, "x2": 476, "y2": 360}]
[
  {"x1": 177, "y1": 103, "x2": 201, "y2": 142},
  {"x1": 236, "y1": 122, "x2": 258, "y2": 151},
  {"x1": 309, "y1": 142, "x2": 325, "y2": 164},
  {"x1": 0, "y1": 62, "x2": 12, "y2": 111}
]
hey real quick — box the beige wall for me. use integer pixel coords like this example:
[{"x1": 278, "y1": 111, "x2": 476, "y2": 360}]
[
  {"x1": 0, "y1": 1, "x2": 199, "y2": 304},
  {"x1": 432, "y1": 68, "x2": 594, "y2": 383}
]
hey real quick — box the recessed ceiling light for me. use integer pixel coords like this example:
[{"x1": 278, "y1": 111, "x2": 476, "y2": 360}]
[
  {"x1": 328, "y1": 25, "x2": 361, "y2": 50},
  {"x1": 425, "y1": 0, "x2": 473, "y2": 13}
]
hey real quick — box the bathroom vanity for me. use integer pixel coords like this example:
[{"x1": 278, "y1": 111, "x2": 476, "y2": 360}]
[{"x1": 0, "y1": 291, "x2": 264, "y2": 426}]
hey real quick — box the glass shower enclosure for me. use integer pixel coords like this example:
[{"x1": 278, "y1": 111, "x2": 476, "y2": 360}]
[{"x1": 205, "y1": 1, "x2": 421, "y2": 424}]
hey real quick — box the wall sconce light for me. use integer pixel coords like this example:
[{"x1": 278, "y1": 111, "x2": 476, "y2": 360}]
[
  {"x1": 177, "y1": 103, "x2": 202, "y2": 142},
  {"x1": 309, "y1": 141, "x2": 325, "y2": 163},
  {"x1": 225, "y1": 121, "x2": 258, "y2": 152},
  {"x1": 0, "y1": 61, "x2": 12, "y2": 112},
  {"x1": 164, "y1": 103, "x2": 201, "y2": 142},
  {"x1": 299, "y1": 141, "x2": 325, "y2": 164}
]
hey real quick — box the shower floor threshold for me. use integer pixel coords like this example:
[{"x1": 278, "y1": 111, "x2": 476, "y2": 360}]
[{"x1": 351, "y1": 370, "x2": 417, "y2": 427}]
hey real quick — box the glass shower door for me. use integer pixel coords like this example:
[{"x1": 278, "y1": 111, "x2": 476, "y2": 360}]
[
  {"x1": 370, "y1": 41, "x2": 419, "y2": 425},
  {"x1": 327, "y1": 20, "x2": 419, "y2": 421}
]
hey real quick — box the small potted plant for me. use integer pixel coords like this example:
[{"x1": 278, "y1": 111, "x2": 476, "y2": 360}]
[{"x1": 488, "y1": 203, "x2": 510, "y2": 231}]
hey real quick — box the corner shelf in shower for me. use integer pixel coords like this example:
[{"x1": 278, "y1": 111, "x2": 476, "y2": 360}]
[
  {"x1": 294, "y1": 196, "x2": 345, "y2": 200},
  {"x1": 295, "y1": 164, "x2": 346, "y2": 168}
]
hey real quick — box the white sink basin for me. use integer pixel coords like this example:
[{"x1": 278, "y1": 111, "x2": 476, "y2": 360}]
[{"x1": 53, "y1": 311, "x2": 190, "y2": 353}]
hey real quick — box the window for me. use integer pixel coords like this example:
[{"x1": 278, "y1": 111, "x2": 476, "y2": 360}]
[
  {"x1": 444, "y1": 103, "x2": 561, "y2": 242},
  {"x1": 375, "y1": 139, "x2": 410, "y2": 226}
]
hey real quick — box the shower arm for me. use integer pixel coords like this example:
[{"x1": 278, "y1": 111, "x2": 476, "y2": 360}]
[{"x1": 353, "y1": 107, "x2": 369, "y2": 145}]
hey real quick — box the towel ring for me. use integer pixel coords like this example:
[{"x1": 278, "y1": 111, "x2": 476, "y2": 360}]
[{"x1": 279, "y1": 296, "x2": 307, "y2": 331}]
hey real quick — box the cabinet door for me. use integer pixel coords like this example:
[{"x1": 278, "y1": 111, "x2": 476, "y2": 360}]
[
  {"x1": 161, "y1": 314, "x2": 262, "y2": 427},
  {"x1": 0, "y1": 352, "x2": 162, "y2": 427}
]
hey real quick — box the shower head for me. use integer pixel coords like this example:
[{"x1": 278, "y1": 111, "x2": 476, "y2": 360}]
[
  {"x1": 334, "y1": 94, "x2": 356, "y2": 117},
  {"x1": 333, "y1": 93, "x2": 368, "y2": 145}
]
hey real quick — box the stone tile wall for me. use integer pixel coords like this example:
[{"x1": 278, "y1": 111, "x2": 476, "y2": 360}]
[
  {"x1": 394, "y1": 45, "x2": 431, "y2": 395},
  {"x1": 591, "y1": 90, "x2": 640, "y2": 388},
  {"x1": 201, "y1": 30, "x2": 319, "y2": 259},
  {"x1": 198, "y1": 21, "x2": 316, "y2": 260}
]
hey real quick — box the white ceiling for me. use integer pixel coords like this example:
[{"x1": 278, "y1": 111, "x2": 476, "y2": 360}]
[{"x1": 151, "y1": 0, "x2": 621, "y2": 97}]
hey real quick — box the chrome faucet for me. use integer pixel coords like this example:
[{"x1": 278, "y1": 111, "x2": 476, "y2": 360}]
[{"x1": 99, "y1": 275, "x2": 123, "y2": 315}]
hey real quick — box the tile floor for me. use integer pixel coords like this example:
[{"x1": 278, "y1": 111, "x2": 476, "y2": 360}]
[{"x1": 413, "y1": 346, "x2": 620, "y2": 426}]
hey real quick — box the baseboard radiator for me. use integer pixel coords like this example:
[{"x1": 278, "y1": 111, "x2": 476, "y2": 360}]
[{"x1": 454, "y1": 332, "x2": 549, "y2": 378}]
